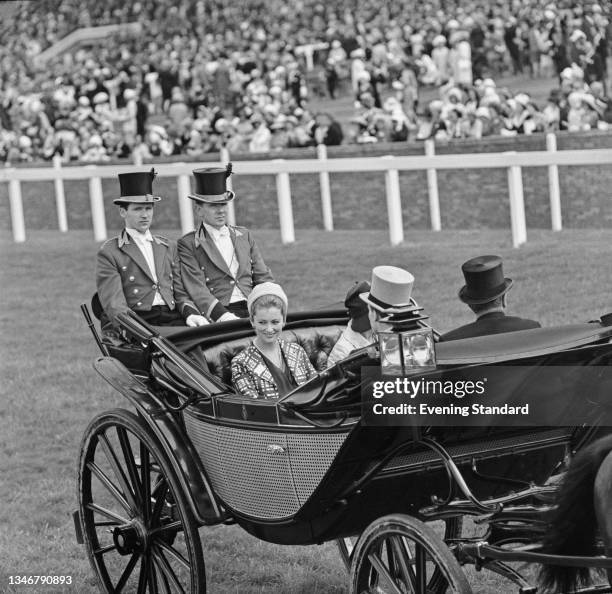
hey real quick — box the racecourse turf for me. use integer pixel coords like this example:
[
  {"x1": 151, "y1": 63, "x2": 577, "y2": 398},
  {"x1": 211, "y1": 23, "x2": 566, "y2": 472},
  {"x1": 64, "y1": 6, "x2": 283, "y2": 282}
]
[{"x1": 1, "y1": 228, "x2": 611, "y2": 593}]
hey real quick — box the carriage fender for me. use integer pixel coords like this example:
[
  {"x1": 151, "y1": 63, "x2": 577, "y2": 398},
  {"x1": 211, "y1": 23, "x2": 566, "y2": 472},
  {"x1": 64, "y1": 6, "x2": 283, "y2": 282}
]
[{"x1": 92, "y1": 356, "x2": 225, "y2": 525}]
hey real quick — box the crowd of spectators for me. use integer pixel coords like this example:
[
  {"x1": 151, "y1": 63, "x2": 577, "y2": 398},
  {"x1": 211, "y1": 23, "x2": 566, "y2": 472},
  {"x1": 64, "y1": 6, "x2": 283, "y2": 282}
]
[{"x1": 1, "y1": 0, "x2": 611, "y2": 163}]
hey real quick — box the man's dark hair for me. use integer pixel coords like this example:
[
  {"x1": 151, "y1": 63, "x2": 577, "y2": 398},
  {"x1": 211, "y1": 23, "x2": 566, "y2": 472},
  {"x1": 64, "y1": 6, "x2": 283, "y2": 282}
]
[{"x1": 469, "y1": 296, "x2": 503, "y2": 314}]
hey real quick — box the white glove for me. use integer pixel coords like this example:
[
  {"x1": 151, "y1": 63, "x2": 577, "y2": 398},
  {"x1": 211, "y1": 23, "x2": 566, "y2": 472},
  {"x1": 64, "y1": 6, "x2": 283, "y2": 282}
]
[
  {"x1": 218, "y1": 312, "x2": 240, "y2": 322},
  {"x1": 186, "y1": 314, "x2": 210, "y2": 327}
]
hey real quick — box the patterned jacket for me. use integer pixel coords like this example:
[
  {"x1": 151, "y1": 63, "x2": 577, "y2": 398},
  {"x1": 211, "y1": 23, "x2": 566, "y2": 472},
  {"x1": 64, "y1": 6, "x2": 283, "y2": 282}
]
[
  {"x1": 231, "y1": 339, "x2": 317, "y2": 400},
  {"x1": 177, "y1": 223, "x2": 273, "y2": 321},
  {"x1": 96, "y1": 229, "x2": 194, "y2": 330}
]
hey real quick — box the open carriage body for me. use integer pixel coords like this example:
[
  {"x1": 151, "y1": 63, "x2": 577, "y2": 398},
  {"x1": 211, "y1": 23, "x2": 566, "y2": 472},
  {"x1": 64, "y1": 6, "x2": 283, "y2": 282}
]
[{"x1": 76, "y1": 305, "x2": 612, "y2": 593}]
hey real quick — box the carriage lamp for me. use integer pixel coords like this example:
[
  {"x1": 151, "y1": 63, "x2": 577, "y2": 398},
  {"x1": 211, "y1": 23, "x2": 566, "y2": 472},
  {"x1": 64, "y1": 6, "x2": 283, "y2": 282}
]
[{"x1": 378, "y1": 328, "x2": 436, "y2": 376}]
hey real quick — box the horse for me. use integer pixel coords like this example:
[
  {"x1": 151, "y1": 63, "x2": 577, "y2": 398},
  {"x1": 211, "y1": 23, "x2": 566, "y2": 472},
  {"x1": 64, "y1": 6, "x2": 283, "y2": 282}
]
[{"x1": 539, "y1": 433, "x2": 612, "y2": 593}]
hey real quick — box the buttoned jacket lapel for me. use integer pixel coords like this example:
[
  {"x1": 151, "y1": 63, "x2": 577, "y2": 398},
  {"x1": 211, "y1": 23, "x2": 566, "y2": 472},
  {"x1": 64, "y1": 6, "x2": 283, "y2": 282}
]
[
  {"x1": 194, "y1": 224, "x2": 232, "y2": 276},
  {"x1": 118, "y1": 230, "x2": 155, "y2": 281},
  {"x1": 151, "y1": 236, "x2": 169, "y2": 281},
  {"x1": 229, "y1": 226, "x2": 249, "y2": 277}
]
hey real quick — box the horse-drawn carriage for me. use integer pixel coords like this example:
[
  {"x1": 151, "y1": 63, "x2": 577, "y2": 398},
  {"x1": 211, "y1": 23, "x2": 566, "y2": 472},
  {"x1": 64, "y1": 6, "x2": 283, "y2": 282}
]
[{"x1": 74, "y1": 302, "x2": 612, "y2": 593}]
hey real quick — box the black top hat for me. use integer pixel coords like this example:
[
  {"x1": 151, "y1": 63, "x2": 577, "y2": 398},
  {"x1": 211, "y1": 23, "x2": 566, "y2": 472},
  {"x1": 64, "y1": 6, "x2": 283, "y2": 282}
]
[
  {"x1": 188, "y1": 162, "x2": 235, "y2": 203},
  {"x1": 458, "y1": 255, "x2": 513, "y2": 305},
  {"x1": 114, "y1": 168, "x2": 161, "y2": 204},
  {"x1": 345, "y1": 280, "x2": 371, "y2": 333}
]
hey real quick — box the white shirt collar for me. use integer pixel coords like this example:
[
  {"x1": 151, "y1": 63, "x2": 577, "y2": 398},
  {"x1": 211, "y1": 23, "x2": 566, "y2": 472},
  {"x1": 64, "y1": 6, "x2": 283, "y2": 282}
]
[
  {"x1": 126, "y1": 228, "x2": 153, "y2": 242},
  {"x1": 203, "y1": 223, "x2": 230, "y2": 239}
]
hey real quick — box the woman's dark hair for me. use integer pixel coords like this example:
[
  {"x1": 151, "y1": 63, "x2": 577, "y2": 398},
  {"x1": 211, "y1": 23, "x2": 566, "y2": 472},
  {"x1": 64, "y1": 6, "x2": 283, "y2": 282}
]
[{"x1": 250, "y1": 294, "x2": 286, "y2": 320}]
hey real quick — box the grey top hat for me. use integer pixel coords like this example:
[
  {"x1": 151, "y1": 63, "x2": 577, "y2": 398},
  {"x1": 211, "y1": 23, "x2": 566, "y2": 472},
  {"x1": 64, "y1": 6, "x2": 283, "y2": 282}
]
[
  {"x1": 458, "y1": 255, "x2": 513, "y2": 305},
  {"x1": 188, "y1": 162, "x2": 235, "y2": 203},
  {"x1": 114, "y1": 168, "x2": 161, "y2": 204},
  {"x1": 360, "y1": 266, "x2": 418, "y2": 319}
]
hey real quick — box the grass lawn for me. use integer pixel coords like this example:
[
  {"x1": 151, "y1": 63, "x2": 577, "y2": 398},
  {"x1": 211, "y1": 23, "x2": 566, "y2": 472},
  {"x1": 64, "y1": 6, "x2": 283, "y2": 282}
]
[{"x1": 1, "y1": 228, "x2": 611, "y2": 593}]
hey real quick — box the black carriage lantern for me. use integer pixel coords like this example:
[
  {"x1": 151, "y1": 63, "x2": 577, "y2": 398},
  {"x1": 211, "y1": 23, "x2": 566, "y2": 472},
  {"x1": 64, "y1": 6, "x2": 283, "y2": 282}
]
[{"x1": 378, "y1": 326, "x2": 436, "y2": 376}]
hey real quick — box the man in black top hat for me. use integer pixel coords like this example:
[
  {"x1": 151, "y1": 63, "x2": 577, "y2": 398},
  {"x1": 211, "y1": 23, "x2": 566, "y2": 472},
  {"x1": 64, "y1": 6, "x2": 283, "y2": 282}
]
[
  {"x1": 438, "y1": 255, "x2": 540, "y2": 342},
  {"x1": 177, "y1": 163, "x2": 273, "y2": 322},
  {"x1": 96, "y1": 168, "x2": 207, "y2": 336}
]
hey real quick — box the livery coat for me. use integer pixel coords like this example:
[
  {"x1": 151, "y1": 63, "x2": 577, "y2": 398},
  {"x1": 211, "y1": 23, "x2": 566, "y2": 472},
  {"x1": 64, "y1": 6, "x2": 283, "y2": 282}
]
[
  {"x1": 96, "y1": 229, "x2": 193, "y2": 330},
  {"x1": 438, "y1": 311, "x2": 541, "y2": 342},
  {"x1": 231, "y1": 339, "x2": 317, "y2": 399},
  {"x1": 177, "y1": 223, "x2": 273, "y2": 321}
]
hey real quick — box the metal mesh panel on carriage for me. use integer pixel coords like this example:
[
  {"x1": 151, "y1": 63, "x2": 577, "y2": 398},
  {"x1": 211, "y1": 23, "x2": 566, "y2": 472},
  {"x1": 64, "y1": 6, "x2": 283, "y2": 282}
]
[{"x1": 183, "y1": 411, "x2": 348, "y2": 519}]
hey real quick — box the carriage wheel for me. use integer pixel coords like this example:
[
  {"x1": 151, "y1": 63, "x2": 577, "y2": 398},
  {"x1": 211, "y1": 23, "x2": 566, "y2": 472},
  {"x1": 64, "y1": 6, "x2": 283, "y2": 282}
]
[
  {"x1": 349, "y1": 514, "x2": 471, "y2": 594},
  {"x1": 78, "y1": 408, "x2": 205, "y2": 593},
  {"x1": 337, "y1": 516, "x2": 463, "y2": 579}
]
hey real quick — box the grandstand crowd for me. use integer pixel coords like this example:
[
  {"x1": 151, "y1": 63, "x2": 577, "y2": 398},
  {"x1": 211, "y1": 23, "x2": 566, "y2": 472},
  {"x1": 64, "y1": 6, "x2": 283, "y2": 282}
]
[{"x1": 1, "y1": 0, "x2": 612, "y2": 163}]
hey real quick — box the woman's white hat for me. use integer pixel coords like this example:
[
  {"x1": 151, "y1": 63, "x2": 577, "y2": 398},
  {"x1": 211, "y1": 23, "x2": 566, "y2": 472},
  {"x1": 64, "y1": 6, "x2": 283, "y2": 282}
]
[{"x1": 247, "y1": 282, "x2": 289, "y2": 316}]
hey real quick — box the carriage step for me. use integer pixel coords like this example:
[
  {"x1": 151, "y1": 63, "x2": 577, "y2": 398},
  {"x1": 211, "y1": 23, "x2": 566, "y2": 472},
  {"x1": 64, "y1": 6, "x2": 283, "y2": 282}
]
[{"x1": 72, "y1": 510, "x2": 84, "y2": 544}]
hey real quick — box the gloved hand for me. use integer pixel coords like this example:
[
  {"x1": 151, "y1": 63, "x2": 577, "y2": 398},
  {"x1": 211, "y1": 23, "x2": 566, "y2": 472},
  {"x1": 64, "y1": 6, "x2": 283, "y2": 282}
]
[
  {"x1": 186, "y1": 314, "x2": 210, "y2": 327},
  {"x1": 218, "y1": 312, "x2": 240, "y2": 322}
]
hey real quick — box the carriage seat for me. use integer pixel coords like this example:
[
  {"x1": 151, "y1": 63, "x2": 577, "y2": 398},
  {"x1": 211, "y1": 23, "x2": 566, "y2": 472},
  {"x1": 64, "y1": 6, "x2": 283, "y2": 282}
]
[{"x1": 201, "y1": 325, "x2": 345, "y2": 386}]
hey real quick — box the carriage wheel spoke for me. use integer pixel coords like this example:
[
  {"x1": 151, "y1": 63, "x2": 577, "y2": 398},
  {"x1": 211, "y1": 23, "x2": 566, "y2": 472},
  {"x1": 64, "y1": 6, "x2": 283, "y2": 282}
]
[
  {"x1": 415, "y1": 543, "x2": 427, "y2": 592},
  {"x1": 152, "y1": 559, "x2": 172, "y2": 594},
  {"x1": 152, "y1": 545, "x2": 186, "y2": 594},
  {"x1": 94, "y1": 543, "x2": 117, "y2": 556},
  {"x1": 156, "y1": 538, "x2": 190, "y2": 570},
  {"x1": 116, "y1": 426, "x2": 143, "y2": 507},
  {"x1": 367, "y1": 550, "x2": 404, "y2": 594},
  {"x1": 150, "y1": 521, "x2": 183, "y2": 538},
  {"x1": 87, "y1": 461, "x2": 132, "y2": 515},
  {"x1": 115, "y1": 552, "x2": 140, "y2": 593},
  {"x1": 390, "y1": 535, "x2": 416, "y2": 590},
  {"x1": 87, "y1": 502, "x2": 129, "y2": 525},
  {"x1": 148, "y1": 553, "x2": 160, "y2": 594},
  {"x1": 150, "y1": 554, "x2": 172, "y2": 594},
  {"x1": 99, "y1": 432, "x2": 138, "y2": 512},
  {"x1": 141, "y1": 443, "x2": 152, "y2": 524},
  {"x1": 137, "y1": 556, "x2": 149, "y2": 594},
  {"x1": 94, "y1": 520, "x2": 121, "y2": 527}
]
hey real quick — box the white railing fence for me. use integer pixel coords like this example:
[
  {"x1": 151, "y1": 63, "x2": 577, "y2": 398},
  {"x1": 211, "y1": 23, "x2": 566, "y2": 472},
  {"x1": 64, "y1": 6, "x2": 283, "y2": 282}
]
[{"x1": 3, "y1": 134, "x2": 612, "y2": 247}]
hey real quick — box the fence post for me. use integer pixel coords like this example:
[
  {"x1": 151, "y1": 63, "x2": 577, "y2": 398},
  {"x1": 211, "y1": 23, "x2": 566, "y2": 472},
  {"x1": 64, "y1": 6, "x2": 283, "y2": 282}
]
[
  {"x1": 8, "y1": 175, "x2": 26, "y2": 243},
  {"x1": 88, "y1": 168, "x2": 107, "y2": 242},
  {"x1": 273, "y1": 160, "x2": 295, "y2": 244},
  {"x1": 176, "y1": 166, "x2": 195, "y2": 234},
  {"x1": 546, "y1": 133, "x2": 562, "y2": 231},
  {"x1": 219, "y1": 147, "x2": 236, "y2": 226},
  {"x1": 317, "y1": 144, "x2": 334, "y2": 231},
  {"x1": 53, "y1": 155, "x2": 68, "y2": 232},
  {"x1": 304, "y1": 46, "x2": 314, "y2": 71},
  {"x1": 132, "y1": 149, "x2": 143, "y2": 166},
  {"x1": 505, "y1": 153, "x2": 527, "y2": 247},
  {"x1": 382, "y1": 156, "x2": 404, "y2": 246},
  {"x1": 425, "y1": 139, "x2": 441, "y2": 231}
]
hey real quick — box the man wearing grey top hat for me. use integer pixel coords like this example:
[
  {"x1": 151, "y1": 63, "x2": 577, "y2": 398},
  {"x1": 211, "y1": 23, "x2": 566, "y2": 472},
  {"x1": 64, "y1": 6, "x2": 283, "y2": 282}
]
[
  {"x1": 360, "y1": 266, "x2": 420, "y2": 334},
  {"x1": 177, "y1": 163, "x2": 274, "y2": 322},
  {"x1": 96, "y1": 169, "x2": 207, "y2": 336},
  {"x1": 439, "y1": 255, "x2": 540, "y2": 342}
]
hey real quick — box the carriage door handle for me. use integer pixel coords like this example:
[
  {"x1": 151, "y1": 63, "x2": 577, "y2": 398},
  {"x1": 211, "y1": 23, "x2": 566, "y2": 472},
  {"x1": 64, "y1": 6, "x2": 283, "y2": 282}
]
[{"x1": 266, "y1": 444, "x2": 287, "y2": 454}]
